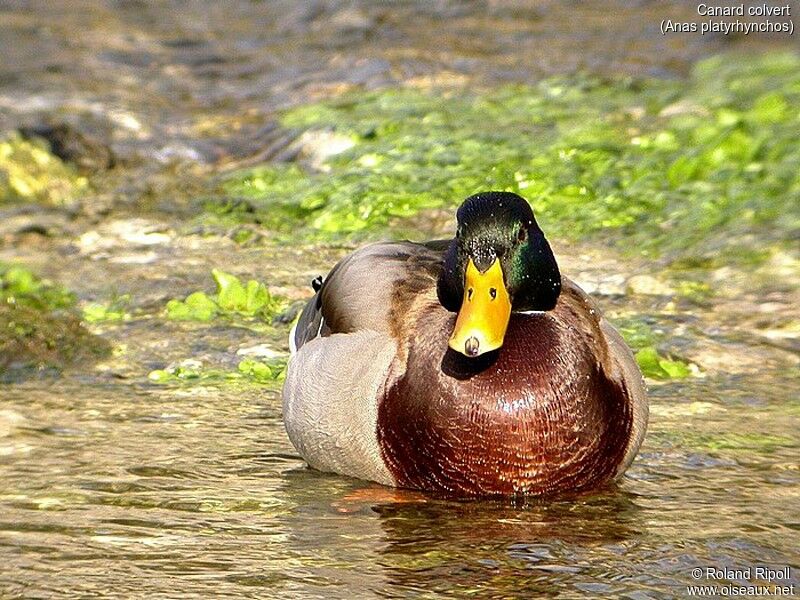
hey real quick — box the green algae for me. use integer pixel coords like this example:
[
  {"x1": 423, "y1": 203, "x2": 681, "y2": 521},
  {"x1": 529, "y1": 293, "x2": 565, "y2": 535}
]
[
  {"x1": 237, "y1": 357, "x2": 286, "y2": 382},
  {"x1": 222, "y1": 53, "x2": 799, "y2": 267},
  {"x1": 0, "y1": 264, "x2": 109, "y2": 379},
  {"x1": 166, "y1": 291, "x2": 218, "y2": 321},
  {"x1": 616, "y1": 317, "x2": 695, "y2": 380},
  {"x1": 634, "y1": 346, "x2": 692, "y2": 380},
  {"x1": 165, "y1": 269, "x2": 284, "y2": 323},
  {"x1": 0, "y1": 264, "x2": 76, "y2": 311},
  {"x1": 147, "y1": 356, "x2": 286, "y2": 386},
  {"x1": 701, "y1": 432, "x2": 795, "y2": 453},
  {"x1": 0, "y1": 133, "x2": 87, "y2": 206},
  {"x1": 82, "y1": 294, "x2": 131, "y2": 323},
  {"x1": 617, "y1": 319, "x2": 660, "y2": 350},
  {"x1": 155, "y1": 270, "x2": 288, "y2": 386},
  {"x1": 674, "y1": 280, "x2": 714, "y2": 305}
]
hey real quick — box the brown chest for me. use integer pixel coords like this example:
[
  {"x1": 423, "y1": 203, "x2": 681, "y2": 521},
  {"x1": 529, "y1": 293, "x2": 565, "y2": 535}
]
[{"x1": 377, "y1": 308, "x2": 633, "y2": 496}]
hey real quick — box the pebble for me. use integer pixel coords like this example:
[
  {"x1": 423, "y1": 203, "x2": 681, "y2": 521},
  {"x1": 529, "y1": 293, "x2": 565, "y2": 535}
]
[
  {"x1": 236, "y1": 344, "x2": 284, "y2": 359},
  {"x1": 575, "y1": 272, "x2": 626, "y2": 296},
  {"x1": 627, "y1": 274, "x2": 674, "y2": 296}
]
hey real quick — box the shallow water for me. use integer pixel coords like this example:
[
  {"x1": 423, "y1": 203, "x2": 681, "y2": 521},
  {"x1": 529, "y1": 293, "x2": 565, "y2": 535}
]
[
  {"x1": 2, "y1": 234, "x2": 798, "y2": 598},
  {"x1": 1, "y1": 1, "x2": 799, "y2": 598}
]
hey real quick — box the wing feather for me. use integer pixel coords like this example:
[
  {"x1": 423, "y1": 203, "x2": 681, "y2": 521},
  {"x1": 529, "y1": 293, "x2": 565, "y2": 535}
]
[{"x1": 291, "y1": 241, "x2": 444, "y2": 351}]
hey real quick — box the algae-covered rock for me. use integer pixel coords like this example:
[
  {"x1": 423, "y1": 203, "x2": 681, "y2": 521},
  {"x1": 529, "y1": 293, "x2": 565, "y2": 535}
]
[
  {"x1": 0, "y1": 264, "x2": 109, "y2": 380},
  {"x1": 615, "y1": 317, "x2": 699, "y2": 380},
  {"x1": 0, "y1": 304, "x2": 109, "y2": 378},
  {"x1": 0, "y1": 133, "x2": 87, "y2": 206},
  {"x1": 0, "y1": 265, "x2": 75, "y2": 310},
  {"x1": 221, "y1": 53, "x2": 800, "y2": 269},
  {"x1": 147, "y1": 356, "x2": 286, "y2": 386},
  {"x1": 19, "y1": 123, "x2": 115, "y2": 172}
]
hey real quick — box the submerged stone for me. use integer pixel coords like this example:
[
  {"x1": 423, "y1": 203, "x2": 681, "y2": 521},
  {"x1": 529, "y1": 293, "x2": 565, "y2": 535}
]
[{"x1": 0, "y1": 303, "x2": 110, "y2": 381}]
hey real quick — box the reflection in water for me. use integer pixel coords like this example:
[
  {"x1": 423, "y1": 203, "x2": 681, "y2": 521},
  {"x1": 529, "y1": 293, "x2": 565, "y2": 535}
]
[
  {"x1": 272, "y1": 433, "x2": 799, "y2": 598},
  {"x1": 372, "y1": 492, "x2": 640, "y2": 597}
]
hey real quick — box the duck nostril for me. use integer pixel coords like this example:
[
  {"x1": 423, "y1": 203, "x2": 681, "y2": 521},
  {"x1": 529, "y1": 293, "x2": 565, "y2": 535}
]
[
  {"x1": 465, "y1": 337, "x2": 480, "y2": 357},
  {"x1": 489, "y1": 287, "x2": 497, "y2": 300},
  {"x1": 467, "y1": 288, "x2": 474, "y2": 301}
]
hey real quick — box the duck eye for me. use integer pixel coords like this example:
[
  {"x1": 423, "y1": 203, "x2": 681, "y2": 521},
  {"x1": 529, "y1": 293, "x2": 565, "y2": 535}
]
[{"x1": 517, "y1": 227, "x2": 527, "y2": 242}]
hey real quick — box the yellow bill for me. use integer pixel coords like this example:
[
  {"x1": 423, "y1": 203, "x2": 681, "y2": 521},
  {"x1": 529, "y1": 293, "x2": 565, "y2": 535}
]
[{"x1": 448, "y1": 257, "x2": 512, "y2": 357}]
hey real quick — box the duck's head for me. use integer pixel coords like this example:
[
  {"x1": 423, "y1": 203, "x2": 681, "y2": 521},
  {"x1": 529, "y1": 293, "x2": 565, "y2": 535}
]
[{"x1": 437, "y1": 191, "x2": 561, "y2": 358}]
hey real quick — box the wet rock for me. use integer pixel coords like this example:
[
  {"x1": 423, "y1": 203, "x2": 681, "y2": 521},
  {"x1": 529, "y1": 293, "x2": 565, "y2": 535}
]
[
  {"x1": 311, "y1": 6, "x2": 376, "y2": 43},
  {"x1": 329, "y1": 6, "x2": 375, "y2": 32},
  {"x1": 107, "y1": 252, "x2": 159, "y2": 265},
  {"x1": 296, "y1": 129, "x2": 356, "y2": 172},
  {"x1": 0, "y1": 206, "x2": 73, "y2": 239},
  {"x1": 219, "y1": 124, "x2": 302, "y2": 171},
  {"x1": 274, "y1": 1, "x2": 327, "y2": 33},
  {"x1": 0, "y1": 303, "x2": 111, "y2": 381},
  {"x1": 574, "y1": 272, "x2": 626, "y2": 296},
  {"x1": 487, "y1": 3, "x2": 543, "y2": 20},
  {"x1": 153, "y1": 143, "x2": 204, "y2": 164},
  {"x1": 19, "y1": 122, "x2": 115, "y2": 172},
  {"x1": 147, "y1": 359, "x2": 205, "y2": 383},
  {"x1": 76, "y1": 219, "x2": 173, "y2": 258},
  {"x1": 658, "y1": 100, "x2": 710, "y2": 118},
  {"x1": 272, "y1": 300, "x2": 306, "y2": 325},
  {"x1": 236, "y1": 344, "x2": 284, "y2": 359},
  {"x1": 627, "y1": 274, "x2": 675, "y2": 296}
]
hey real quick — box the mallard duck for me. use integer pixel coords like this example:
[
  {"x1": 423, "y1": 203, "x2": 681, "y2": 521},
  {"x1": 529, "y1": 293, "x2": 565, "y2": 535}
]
[{"x1": 283, "y1": 191, "x2": 647, "y2": 496}]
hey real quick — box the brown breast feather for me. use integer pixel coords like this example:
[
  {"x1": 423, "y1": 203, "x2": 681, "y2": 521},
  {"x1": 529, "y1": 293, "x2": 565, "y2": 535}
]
[{"x1": 377, "y1": 288, "x2": 633, "y2": 497}]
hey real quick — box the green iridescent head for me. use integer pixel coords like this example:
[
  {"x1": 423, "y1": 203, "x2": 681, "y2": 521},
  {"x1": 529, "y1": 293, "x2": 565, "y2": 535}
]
[{"x1": 437, "y1": 191, "x2": 561, "y2": 357}]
